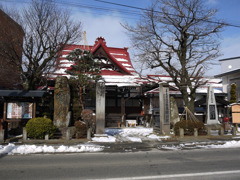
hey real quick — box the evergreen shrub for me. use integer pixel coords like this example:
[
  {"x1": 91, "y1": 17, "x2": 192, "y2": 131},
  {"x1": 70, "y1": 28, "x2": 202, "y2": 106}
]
[
  {"x1": 25, "y1": 117, "x2": 57, "y2": 139},
  {"x1": 174, "y1": 120, "x2": 206, "y2": 136}
]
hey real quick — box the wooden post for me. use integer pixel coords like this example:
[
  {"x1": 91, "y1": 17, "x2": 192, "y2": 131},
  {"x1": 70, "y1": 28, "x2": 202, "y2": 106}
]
[
  {"x1": 33, "y1": 102, "x2": 36, "y2": 118},
  {"x1": 96, "y1": 81, "x2": 106, "y2": 134},
  {"x1": 236, "y1": 124, "x2": 239, "y2": 133},
  {"x1": 121, "y1": 97, "x2": 125, "y2": 127},
  {"x1": 2, "y1": 102, "x2": 7, "y2": 140},
  {"x1": 3, "y1": 102, "x2": 6, "y2": 121},
  {"x1": 0, "y1": 130, "x2": 4, "y2": 143}
]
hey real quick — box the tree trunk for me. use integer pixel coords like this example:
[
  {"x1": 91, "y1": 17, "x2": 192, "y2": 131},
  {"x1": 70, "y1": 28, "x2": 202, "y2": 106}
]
[
  {"x1": 79, "y1": 86, "x2": 84, "y2": 111},
  {"x1": 182, "y1": 91, "x2": 195, "y2": 114}
]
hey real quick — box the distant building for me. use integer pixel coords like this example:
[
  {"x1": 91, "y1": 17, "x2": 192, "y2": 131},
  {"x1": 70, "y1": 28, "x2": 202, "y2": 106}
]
[
  {"x1": 0, "y1": 9, "x2": 24, "y2": 89},
  {"x1": 215, "y1": 56, "x2": 240, "y2": 102}
]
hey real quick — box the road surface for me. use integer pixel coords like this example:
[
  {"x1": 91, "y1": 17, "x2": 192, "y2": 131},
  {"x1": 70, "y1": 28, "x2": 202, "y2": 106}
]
[{"x1": 1, "y1": 148, "x2": 240, "y2": 179}]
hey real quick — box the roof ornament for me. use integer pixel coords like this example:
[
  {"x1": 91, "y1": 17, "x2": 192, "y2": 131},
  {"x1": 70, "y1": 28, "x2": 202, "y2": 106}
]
[
  {"x1": 95, "y1": 37, "x2": 106, "y2": 45},
  {"x1": 83, "y1": 31, "x2": 89, "y2": 51}
]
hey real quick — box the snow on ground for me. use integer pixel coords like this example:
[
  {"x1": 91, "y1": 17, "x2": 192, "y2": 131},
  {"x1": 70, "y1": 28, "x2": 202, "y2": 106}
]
[
  {"x1": 158, "y1": 140, "x2": 240, "y2": 151},
  {"x1": 200, "y1": 140, "x2": 240, "y2": 149},
  {"x1": 0, "y1": 144, "x2": 103, "y2": 155},
  {"x1": 91, "y1": 135, "x2": 116, "y2": 142},
  {"x1": 92, "y1": 127, "x2": 170, "y2": 143},
  {"x1": 2, "y1": 127, "x2": 240, "y2": 155}
]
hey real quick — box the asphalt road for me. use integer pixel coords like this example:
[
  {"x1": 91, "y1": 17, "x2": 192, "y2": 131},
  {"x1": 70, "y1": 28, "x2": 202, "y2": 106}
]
[{"x1": 1, "y1": 148, "x2": 240, "y2": 180}]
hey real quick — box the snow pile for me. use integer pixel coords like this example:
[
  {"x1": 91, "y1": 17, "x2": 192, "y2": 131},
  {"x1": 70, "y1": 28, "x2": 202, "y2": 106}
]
[
  {"x1": 92, "y1": 136, "x2": 116, "y2": 142},
  {"x1": 199, "y1": 140, "x2": 240, "y2": 149},
  {"x1": 0, "y1": 144, "x2": 103, "y2": 155},
  {"x1": 92, "y1": 127, "x2": 170, "y2": 143},
  {"x1": 157, "y1": 140, "x2": 240, "y2": 151}
]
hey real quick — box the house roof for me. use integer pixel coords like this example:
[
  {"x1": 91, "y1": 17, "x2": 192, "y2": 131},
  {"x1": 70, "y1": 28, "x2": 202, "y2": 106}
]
[
  {"x1": 215, "y1": 68, "x2": 240, "y2": 78},
  {"x1": 0, "y1": 90, "x2": 46, "y2": 97},
  {"x1": 49, "y1": 37, "x2": 157, "y2": 87},
  {"x1": 219, "y1": 56, "x2": 240, "y2": 62},
  {"x1": 145, "y1": 75, "x2": 224, "y2": 95},
  {"x1": 54, "y1": 37, "x2": 137, "y2": 77}
]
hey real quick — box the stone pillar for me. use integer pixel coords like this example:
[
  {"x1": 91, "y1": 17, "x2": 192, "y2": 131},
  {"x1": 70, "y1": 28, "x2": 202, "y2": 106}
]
[
  {"x1": 179, "y1": 128, "x2": 184, "y2": 138},
  {"x1": 218, "y1": 127, "x2": 224, "y2": 135},
  {"x1": 207, "y1": 127, "x2": 211, "y2": 136},
  {"x1": 53, "y1": 76, "x2": 71, "y2": 128},
  {"x1": 23, "y1": 127, "x2": 27, "y2": 141},
  {"x1": 66, "y1": 128, "x2": 70, "y2": 141},
  {"x1": 232, "y1": 127, "x2": 236, "y2": 136},
  {"x1": 170, "y1": 97, "x2": 180, "y2": 126},
  {"x1": 159, "y1": 83, "x2": 170, "y2": 135},
  {"x1": 96, "y1": 81, "x2": 105, "y2": 134},
  {"x1": 45, "y1": 133, "x2": 49, "y2": 140},
  {"x1": 194, "y1": 128, "x2": 198, "y2": 137},
  {"x1": 206, "y1": 85, "x2": 219, "y2": 125},
  {"x1": 87, "y1": 128, "x2": 92, "y2": 140}
]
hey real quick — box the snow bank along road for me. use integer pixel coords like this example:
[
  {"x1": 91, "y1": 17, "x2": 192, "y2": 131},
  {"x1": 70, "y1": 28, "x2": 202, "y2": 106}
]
[{"x1": 1, "y1": 127, "x2": 240, "y2": 155}]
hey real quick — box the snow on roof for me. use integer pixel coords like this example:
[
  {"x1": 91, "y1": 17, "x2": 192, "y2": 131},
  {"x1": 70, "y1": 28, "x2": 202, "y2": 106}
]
[
  {"x1": 145, "y1": 75, "x2": 224, "y2": 95},
  {"x1": 48, "y1": 37, "x2": 154, "y2": 86}
]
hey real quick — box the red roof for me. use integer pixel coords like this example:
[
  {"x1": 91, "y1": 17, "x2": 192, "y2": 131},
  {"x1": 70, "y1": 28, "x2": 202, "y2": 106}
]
[{"x1": 54, "y1": 37, "x2": 138, "y2": 77}]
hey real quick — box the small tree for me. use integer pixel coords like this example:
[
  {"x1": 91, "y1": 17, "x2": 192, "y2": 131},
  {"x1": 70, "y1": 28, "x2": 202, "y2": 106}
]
[
  {"x1": 66, "y1": 49, "x2": 102, "y2": 110},
  {"x1": 230, "y1": 83, "x2": 237, "y2": 104}
]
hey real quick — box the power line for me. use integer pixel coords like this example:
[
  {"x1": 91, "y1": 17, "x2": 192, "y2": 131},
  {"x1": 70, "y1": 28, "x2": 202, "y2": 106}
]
[
  {"x1": 2, "y1": 0, "x2": 240, "y2": 28},
  {"x1": 95, "y1": 0, "x2": 240, "y2": 28},
  {"x1": 0, "y1": 0, "x2": 142, "y2": 20}
]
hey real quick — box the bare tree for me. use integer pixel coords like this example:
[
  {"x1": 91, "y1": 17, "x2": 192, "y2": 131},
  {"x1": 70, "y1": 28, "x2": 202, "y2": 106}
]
[
  {"x1": 124, "y1": 0, "x2": 224, "y2": 112},
  {"x1": 0, "y1": 0, "x2": 82, "y2": 90}
]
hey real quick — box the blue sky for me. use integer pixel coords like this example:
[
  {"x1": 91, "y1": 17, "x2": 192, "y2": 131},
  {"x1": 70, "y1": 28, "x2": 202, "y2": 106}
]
[{"x1": 1, "y1": 0, "x2": 240, "y2": 76}]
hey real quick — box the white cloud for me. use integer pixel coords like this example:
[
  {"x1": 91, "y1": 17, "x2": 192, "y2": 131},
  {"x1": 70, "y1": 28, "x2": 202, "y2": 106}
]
[
  {"x1": 72, "y1": 11, "x2": 131, "y2": 48},
  {"x1": 207, "y1": 0, "x2": 218, "y2": 5},
  {"x1": 220, "y1": 35, "x2": 240, "y2": 59}
]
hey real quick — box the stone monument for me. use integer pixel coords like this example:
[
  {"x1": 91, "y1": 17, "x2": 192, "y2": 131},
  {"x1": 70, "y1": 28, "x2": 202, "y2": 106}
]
[
  {"x1": 158, "y1": 83, "x2": 170, "y2": 135},
  {"x1": 95, "y1": 80, "x2": 105, "y2": 134},
  {"x1": 170, "y1": 96, "x2": 180, "y2": 127},
  {"x1": 54, "y1": 76, "x2": 71, "y2": 128},
  {"x1": 206, "y1": 85, "x2": 219, "y2": 125}
]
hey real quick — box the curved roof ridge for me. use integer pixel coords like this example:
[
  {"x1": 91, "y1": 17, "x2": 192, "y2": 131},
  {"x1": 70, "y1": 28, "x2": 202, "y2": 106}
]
[{"x1": 91, "y1": 37, "x2": 135, "y2": 75}]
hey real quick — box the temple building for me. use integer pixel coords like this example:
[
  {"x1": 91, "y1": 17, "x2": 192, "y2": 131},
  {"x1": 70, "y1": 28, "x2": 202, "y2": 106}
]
[
  {"x1": 48, "y1": 37, "x2": 157, "y2": 127},
  {"x1": 48, "y1": 37, "x2": 228, "y2": 127}
]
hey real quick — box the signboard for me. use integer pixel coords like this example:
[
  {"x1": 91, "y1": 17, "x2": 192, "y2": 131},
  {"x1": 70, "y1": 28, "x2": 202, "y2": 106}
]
[
  {"x1": 232, "y1": 104, "x2": 240, "y2": 123},
  {"x1": 232, "y1": 113, "x2": 240, "y2": 123},
  {"x1": 164, "y1": 88, "x2": 170, "y2": 124},
  {"x1": 7, "y1": 102, "x2": 33, "y2": 119},
  {"x1": 209, "y1": 105, "x2": 216, "y2": 120},
  {"x1": 232, "y1": 104, "x2": 240, "y2": 112}
]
